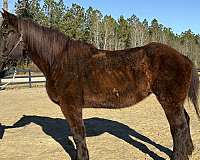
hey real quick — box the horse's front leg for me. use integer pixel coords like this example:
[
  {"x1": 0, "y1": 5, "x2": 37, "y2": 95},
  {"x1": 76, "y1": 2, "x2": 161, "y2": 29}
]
[{"x1": 60, "y1": 101, "x2": 89, "y2": 160}]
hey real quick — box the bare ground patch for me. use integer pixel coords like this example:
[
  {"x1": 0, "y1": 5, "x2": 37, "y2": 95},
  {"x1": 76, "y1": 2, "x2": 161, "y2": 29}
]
[{"x1": 0, "y1": 88, "x2": 200, "y2": 160}]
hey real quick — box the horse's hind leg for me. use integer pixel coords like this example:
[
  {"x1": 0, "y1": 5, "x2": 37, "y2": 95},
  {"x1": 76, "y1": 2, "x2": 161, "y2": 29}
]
[
  {"x1": 158, "y1": 100, "x2": 194, "y2": 160},
  {"x1": 183, "y1": 108, "x2": 194, "y2": 155},
  {"x1": 60, "y1": 101, "x2": 89, "y2": 160}
]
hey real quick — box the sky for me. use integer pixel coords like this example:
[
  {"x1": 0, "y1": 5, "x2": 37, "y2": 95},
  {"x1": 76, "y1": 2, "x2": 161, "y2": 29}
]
[{"x1": 0, "y1": 0, "x2": 199, "y2": 35}]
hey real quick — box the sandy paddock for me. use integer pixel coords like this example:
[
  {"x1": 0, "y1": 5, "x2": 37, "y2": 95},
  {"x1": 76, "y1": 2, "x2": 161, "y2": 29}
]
[{"x1": 0, "y1": 88, "x2": 199, "y2": 160}]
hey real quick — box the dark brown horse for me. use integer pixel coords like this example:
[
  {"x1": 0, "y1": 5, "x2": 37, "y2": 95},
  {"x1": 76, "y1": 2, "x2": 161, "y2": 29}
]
[{"x1": 0, "y1": 10, "x2": 199, "y2": 160}]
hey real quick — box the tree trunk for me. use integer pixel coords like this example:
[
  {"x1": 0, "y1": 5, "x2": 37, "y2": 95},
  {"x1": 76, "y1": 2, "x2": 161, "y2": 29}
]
[{"x1": 3, "y1": 0, "x2": 8, "y2": 10}]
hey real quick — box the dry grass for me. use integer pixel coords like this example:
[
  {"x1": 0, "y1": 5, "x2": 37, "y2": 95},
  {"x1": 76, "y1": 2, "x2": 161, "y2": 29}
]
[{"x1": 0, "y1": 88, "x2": 200, "y2": 160}]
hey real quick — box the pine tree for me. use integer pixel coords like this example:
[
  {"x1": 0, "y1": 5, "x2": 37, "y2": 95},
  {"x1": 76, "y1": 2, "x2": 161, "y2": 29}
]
[
  {"x1": 62, "y1": 4, "x2": 85, "y2": 40},
  {"x1": 42, "y1": 0, "x2": 65, "y2": 27},
  {"x1": 15, "y1": 0, "x2": 45, "y2": 23},
  {"x1": 12, "y1": 2, "x2": 200, "y2": 68},
  {"x1": 102, "y1": 15, "x2": 117, "y2": 50},
  {"x1": 117, "y1": 16, "x2": 130, "y2": 49},
  {"x1": 3, "y1": 0, "x2": 8, "y2": 10},
  {"x1": 85, "y1": 7, "x2": 102, "y2": 48},
  {"x1": 15, "y1": 0, "x2": 33, "y2": 18},
  {"x1": 149, "y1": 19, "x2": 164, "y2": 42}
]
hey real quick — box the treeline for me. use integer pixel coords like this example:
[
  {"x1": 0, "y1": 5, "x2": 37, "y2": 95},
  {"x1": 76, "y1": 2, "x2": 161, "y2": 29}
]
[{"x1": 16, "y1": 0, "x2": 200, "y2": 67}]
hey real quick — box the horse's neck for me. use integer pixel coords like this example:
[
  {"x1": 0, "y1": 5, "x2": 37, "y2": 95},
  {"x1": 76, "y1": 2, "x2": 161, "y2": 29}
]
[{"x1": 23, "y1": 21, "x2": 56, "y2": 75}]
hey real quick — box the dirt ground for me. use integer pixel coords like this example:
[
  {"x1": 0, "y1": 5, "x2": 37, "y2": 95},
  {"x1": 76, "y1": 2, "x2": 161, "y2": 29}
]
[{"x1": 0, "y1": 88, "x2": 200, "y2": 160}]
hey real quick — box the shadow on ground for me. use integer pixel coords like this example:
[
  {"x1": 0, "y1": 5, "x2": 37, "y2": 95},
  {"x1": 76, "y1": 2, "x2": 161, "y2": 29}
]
[{"x1": 0, "y1": 115, "x2": 172, "y2": 160}]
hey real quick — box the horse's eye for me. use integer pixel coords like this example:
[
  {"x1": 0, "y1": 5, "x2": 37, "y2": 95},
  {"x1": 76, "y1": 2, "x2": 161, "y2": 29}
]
[{"x1": 4, "y1": 23, "x2": 8, "y2": 28}]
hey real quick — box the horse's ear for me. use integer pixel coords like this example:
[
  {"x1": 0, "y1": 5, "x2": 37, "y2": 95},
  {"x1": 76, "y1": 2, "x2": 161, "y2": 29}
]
[
  {"x1": 2, "y1": 8, "x2": 10, "y2": 19},
  {"x1": 2, "y1": 9, "x2": 18, "y2": 28},
  {"x1": 1, "y1": 10, "x2": 4, "y2": 18}
]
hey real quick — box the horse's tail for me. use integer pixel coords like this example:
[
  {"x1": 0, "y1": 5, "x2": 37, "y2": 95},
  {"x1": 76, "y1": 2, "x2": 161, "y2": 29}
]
[{"x1": 188, "y1": 65, "x2": 200, "y2": 119}]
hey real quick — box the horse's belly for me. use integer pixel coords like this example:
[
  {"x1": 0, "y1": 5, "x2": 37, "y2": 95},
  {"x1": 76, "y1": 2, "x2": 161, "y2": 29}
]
[
  {"x1": 84, "y1": 92, "x2": 143, "y2": 109},
  {"x1": 83, "y1": 81, "x2": 150, "y2": 109}
]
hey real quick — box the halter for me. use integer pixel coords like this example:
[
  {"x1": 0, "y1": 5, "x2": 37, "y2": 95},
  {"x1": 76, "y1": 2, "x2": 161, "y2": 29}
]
[
  {"x1": 0, "y1": 33, "x2": 25, "y2": 90},
  {"x1": 0, "y1": 33, "x2": 23, "y2": 69},
  {"x1": 6, "y1": 33, "x2": 23, "y2": 59}
]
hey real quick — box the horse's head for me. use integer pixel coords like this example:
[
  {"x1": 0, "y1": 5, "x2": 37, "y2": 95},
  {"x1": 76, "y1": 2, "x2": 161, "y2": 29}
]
[{"x1": 0, "y1": 9, "x2": 26, "y2": 70}]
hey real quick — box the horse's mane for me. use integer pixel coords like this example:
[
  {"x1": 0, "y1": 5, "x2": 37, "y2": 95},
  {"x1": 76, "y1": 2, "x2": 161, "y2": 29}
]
[
  {"x1": 18, "y1": 18, "x2": 97, "y2": 68},
  {"x1": 19, "y1": 17, "x2": 69, "y2": 48}
]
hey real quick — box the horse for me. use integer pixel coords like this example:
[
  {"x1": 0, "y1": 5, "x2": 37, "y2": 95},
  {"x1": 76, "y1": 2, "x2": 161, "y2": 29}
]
[
  {"x1": 0, "y1": 65, "x2": 16, "y2": 77},
  {"x1": 0, "y1": 68, "x2": 13, "y2": 78},
  {"x1": 0, "y1": 9, "x2": 199, "y2": 160}
]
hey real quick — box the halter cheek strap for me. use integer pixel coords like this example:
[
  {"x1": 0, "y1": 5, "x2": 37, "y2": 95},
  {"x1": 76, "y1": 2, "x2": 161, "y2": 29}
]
[{"x1": 7, "y1": 33, "x2": 23, "y2": 58}]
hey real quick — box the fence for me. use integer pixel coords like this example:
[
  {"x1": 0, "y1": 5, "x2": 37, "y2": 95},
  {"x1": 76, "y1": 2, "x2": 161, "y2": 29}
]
[{"x1": 0, "y1": 68, "x2": 46, "y2": 88}]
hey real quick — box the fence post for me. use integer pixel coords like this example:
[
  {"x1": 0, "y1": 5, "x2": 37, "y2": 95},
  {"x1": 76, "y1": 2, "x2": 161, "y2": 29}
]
[{"x1": 28, "y1": 69, "x2": 32, "y2": 88}]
